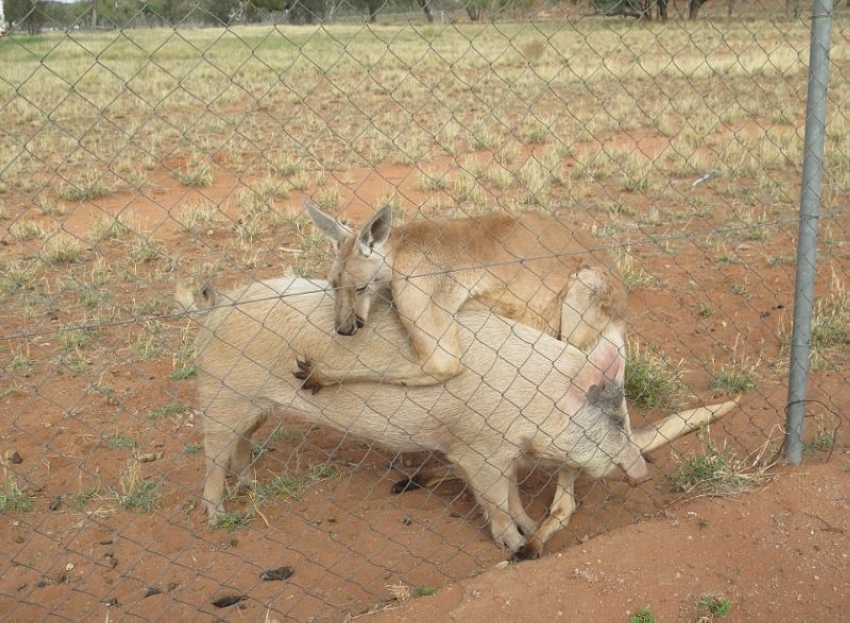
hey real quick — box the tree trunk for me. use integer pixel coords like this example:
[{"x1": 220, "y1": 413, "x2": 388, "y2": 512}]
[
  {"x1": 419, "y1": 0, "x2": 434, "y2": 22},
  {"x1": 688, "y1": 0, "x2": 709, "y2": 19},
  {"x1": 367, "y1": 0, "x2": 380, "y2": 22}
]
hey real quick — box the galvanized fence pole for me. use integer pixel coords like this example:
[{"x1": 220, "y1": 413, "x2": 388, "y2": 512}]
[{"x1": 786, "y1": 0, "x2": 834, "y2": 464}]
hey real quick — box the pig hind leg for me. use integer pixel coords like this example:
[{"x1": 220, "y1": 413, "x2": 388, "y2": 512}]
[
  {"x1": 202, "y1": 406, "x2": 266, "y2": 521},
  {"x1": 393, "y1": 463, "x2": 537, "y2": 537},
  {"x1": 451, "y1": 455, "x2": 525, "y2": 553},
  {"x1": 229, "y1": 412, "x2": 268, "y2": 482}
]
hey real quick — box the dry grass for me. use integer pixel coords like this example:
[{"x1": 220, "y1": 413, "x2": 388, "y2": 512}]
[
  {"x1": 670, "y1": 438, "x2": 779, "y2": 499},
  {"x1": 1, "y1": 19, "x2": 837, "y2": 207},
  {"x1": 0, "y1": 16, "x2": 846, "y2": 551}
]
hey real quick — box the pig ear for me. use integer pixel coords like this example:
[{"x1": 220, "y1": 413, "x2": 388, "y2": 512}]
[{"x1": 580, "y1": 335, "x2": 624, "y2": 391}]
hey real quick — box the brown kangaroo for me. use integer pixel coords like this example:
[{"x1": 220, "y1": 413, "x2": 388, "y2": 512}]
[{"x1": 304, "y1": 200, "x2": 628, "y2": 388}]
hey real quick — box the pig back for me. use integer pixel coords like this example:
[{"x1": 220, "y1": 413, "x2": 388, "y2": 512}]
[{"x1": 195, "y1": 276, "x2": 585, "y2": 456}]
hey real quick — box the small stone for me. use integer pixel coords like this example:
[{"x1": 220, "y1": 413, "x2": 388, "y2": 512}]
[
  {"x1": 4, "y1": 450, "x2": 23, "y2": 464},
  {"x1": 212, "y1": 594, "x2": 247, "y2": 608},
  {"x1": 260, "y1": 566, "x2": 294, "y2": 582}
]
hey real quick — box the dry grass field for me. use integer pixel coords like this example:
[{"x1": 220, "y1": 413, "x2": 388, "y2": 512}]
[{"x1": 1, "y1": 8, "x2": 849, "y2": 622}]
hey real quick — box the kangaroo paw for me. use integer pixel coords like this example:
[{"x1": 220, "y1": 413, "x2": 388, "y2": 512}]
[{"x1": 293, "y1": 359, "x2": 323, "y2": 394}]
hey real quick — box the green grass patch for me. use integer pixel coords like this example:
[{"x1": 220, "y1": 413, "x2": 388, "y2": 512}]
[
  {"x1": 803, "y1": 428, "x2": 835, "y2": 454},
  {"x1": 70, "y1": 486, "x2": 101, "y2": 509},
  {"x1": 811, "y1": 272, "x2": 850, "y2": 349},
  {"x1": 0, "y1": 477, "x2": 33, "y2": 514},
  {"x1": 55, "y1": 327, "x2": 91, "y2": 351},
  {"x1": 415, "y1": 586, "x2": 437, "y2": 597},
  {"x1": 170, "y1": 364, "x2": 197, "y2": 380},
  {"x1": 256, "y1": 463, "x2": 339, "y2": 502},
  {"x1": 9, "y1": 220, "x2": 47, "y2": 241},
  {"x1": 118, "y1": 464, "x2": 161, "y2": 511},
  {"x1": 131, "y1": 237, "x2": 164, "y2": 264},
  {"x1": 671, "y1": 443, "x2": 773, "y2": 495},
  {"x1": 148, "y1": 400, "x2": 188, "y2": 421},
  {"x1": 173, "y1": 159, "x2": 213, "y2": 188},
  {"x1": 58, "y1": 178, "x2": 112, "y2": 202},
  {"x1": 698, "y1": 595, "x2": 731, "y2": 618},
  {"x1": 625, "y1": 342, "x2": 681, "y2": 410},
  {"x1": 709, "y1": 367, "x2": 756, "y2": 395},
  {"x1": 0, "y1": 260, "x2": 41, "y2": 294},
  {"x1": 106, "y1": 434, "x2": 138, "y2": 450},
  {"x1": 628, "y1": 605, "x2": 656, "y2": 623},
  {"x1": 210, "y1": 511, "x2": 250, "y2": 532},
  {"x1": 183, "y1": 442, "x2": 204, "y2": 455},
  {"x1": 90, "y1": 217, "x2": 132, "y2": 242},
  {"x1": 41, "y1": 233, "x2": 87, "y2": 264}
]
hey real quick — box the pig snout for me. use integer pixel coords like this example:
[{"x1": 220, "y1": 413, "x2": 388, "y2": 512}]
[{"x1": 621, "y1": 453, "x2": 652, "y2": 486}]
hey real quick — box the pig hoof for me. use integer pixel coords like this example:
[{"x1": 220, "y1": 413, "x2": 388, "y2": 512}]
[
  {"x1": 511, "y1": 543, "x2": 542, "y2": 562},
  {"x1": 391, "y1": 477, "x2": 424, "y2": 495}
]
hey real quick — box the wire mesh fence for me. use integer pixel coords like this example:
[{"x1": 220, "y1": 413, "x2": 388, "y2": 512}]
[{"x1": 1, "y1": 1, "x2": 848, "y2": 621}]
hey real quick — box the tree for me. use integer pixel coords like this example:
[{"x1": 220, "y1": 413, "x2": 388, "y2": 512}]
[
  {"x1": 418, "y1": 0, "x2": 433, "y2": 22},
  {"x1": 4, "y1": 0, "x2": 45, "y2": 33},
  {"x1": 205, "y1": 0, "x2": 240, "y2": 24},
  {"x1": 285, "y1": 0, "x2": 326, "y2": 24},
  {"x1": 687, "y1": 0, "x2": 709, "y2": 19},
  {"x1": 464, "y1": 0, "x2": 534, "y2": 22},
  {"x1": 591, "y1": 0, "x2": 652, "y2": 19}
]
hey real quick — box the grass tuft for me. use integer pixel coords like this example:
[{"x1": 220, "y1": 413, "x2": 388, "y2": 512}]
[
  {"x1": 210, "y1": 511, "x2": 249, "y2": 532},
  {"x1": 671, "y1": 442, "x2": 776, "y2": 496},
  {"x1": 698, "y1": 595, "x2": 732, "y2": 619},
  {"x1": 625, "y1": 342, "x2": 681, "y2": 410},
  {"x1": 0, "y1": 477, "x2": 33, "y2": 514},
  {"x1": 41, "y1": 233, "x2": 87, "y2": 264},
  {"x1": 811, "y1": 271, "x2": 850, "y2": 349},
  {"x1": 117, "y1": 463, "x2": 161, "y2": 511},
  {"x1": 628, "y1": 605, "x2": 657, "y2": 623}
]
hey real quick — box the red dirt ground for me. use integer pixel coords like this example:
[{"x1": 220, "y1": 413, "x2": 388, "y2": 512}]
[
  {"x1": 2, "y1": 135, "x2": 849, "y2": 621},
  {"x1": 363, "y1": 460, "x2": 850, "y2": 623}
]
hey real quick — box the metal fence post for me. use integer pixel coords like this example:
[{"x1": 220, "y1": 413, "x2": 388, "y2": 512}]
[{"x1": 785, "y1": 0, "x2": 834, "y2": 465}]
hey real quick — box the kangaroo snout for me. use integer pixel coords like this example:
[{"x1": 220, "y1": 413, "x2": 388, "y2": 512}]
[{"x1": 336, "y1": 316, "x2": 365, "y2": 335}]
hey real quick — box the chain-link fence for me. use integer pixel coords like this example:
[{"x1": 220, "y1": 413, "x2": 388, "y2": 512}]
[{"x1": 1, "y1": 1, "x2": 848, "y2": 620}]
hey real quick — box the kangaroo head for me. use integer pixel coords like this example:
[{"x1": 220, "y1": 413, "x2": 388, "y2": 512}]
[{"x1": 305, "y1": 199, "x2": 393, "y2": 335}]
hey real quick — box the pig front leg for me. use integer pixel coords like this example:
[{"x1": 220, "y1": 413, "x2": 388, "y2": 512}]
[
  {"x1": 507, "y1": 466, "x2": 538, "y2": 537},
  {"x1": 512, "y1": 467, "x2": 579, "y2": 561}
]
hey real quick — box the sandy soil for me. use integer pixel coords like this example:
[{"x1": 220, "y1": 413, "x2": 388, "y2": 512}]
[{"x1": 2, "y1": 86, "x2": 849, "y2": 623}]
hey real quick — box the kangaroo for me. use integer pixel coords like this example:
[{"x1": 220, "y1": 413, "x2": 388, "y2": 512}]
[{"x1": 304, "y1": 200, "x2": 628, "y2": 388}]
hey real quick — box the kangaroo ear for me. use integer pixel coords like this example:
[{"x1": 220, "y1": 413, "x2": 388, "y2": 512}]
[
  {"x1": 357, "y1": 205, "x2": 393, "y2": 254},
  {"x1": 304, "y1": 198, "x2": 350, "y2": 246}
]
